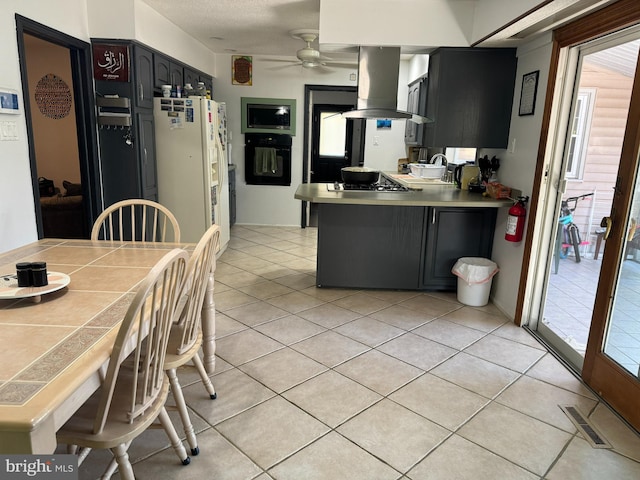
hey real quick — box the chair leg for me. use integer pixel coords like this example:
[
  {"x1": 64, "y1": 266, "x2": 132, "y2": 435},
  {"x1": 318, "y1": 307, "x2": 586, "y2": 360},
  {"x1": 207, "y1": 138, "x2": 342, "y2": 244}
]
[
  {"x1": 167, "y1": 368, "x2": 199, "y2": 455},
  {"x1": 101, "y1": 441, "x2": 131, "y2": 480},
  {"x1": 110, "y1": 444, "x2": 135, "y2": 480},
  {"x1": 193, "y1": 353, "x2": 217, "y2": 399},
  {"x1": 158, "y1": 406, "x2": 191, "y2": 465}
]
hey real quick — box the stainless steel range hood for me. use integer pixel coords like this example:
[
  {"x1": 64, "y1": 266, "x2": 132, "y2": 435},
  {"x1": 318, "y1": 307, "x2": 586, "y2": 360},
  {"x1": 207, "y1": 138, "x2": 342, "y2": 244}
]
[{"x1": 343, "y1": 46, "x2": 431, "y2": 124}]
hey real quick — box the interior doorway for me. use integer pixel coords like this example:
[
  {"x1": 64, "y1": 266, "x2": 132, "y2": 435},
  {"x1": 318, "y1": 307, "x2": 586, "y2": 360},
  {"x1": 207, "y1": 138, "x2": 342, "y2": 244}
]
[
  {"x1": 526, "y1": 2, "x2": 640, "y2": 431},
  {"x1": 310, "y1": 104, "x2": 354, "y2": 183},
  {"x1": 15, "y1": 15, "x2": 100, "y2": 238},
  {"x1": 301, "y1": 85, "x2": 364, "y2": 227}
]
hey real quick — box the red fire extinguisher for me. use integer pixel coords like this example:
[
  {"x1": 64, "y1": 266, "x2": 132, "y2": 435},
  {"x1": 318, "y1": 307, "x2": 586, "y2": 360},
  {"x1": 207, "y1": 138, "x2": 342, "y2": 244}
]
[{"x1": 505, "y1": 196, "x2": 529, "y2": 242}]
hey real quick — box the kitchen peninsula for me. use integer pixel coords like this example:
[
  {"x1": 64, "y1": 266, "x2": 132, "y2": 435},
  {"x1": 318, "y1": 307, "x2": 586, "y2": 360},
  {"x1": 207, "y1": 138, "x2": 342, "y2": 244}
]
[{"x1": 295, "y1": 175, "x2": 513, "y2": 291}]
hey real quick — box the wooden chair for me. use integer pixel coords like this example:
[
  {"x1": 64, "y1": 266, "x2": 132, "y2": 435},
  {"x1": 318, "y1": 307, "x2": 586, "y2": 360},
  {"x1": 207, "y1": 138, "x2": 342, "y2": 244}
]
[
  {"x1": 57, "y1": 249, "x2": 191, "y2": 480},
  {"x1": 165, "y1": 224, "x2": 221, "y2": 456},
  {"x1": 91, "y1": 199, "x2": 181, "y2": 243}
]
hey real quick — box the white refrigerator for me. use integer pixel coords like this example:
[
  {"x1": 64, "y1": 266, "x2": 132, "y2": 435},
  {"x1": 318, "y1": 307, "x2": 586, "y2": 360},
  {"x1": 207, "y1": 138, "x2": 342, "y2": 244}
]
[{"x1": 154, "y1": 97, "x2": 230, "y2": 251}]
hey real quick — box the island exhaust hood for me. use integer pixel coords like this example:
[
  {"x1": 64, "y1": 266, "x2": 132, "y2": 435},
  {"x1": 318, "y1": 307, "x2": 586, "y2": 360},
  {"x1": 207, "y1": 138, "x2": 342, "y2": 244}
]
[{"x1": 343, "y1": 46, "x2": 431, "y2": 124}]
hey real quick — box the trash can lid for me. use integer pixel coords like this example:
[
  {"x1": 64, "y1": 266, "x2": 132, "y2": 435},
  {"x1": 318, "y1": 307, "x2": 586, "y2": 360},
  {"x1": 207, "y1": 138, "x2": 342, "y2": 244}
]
[{"x1": 452, "y1": 257, "x2": 499, "y2": 284}]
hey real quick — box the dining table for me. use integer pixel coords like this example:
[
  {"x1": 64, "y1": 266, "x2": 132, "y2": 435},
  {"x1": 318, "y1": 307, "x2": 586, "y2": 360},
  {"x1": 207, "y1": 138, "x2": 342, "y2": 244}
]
[{"x1": 0, "y1": 238, "x2": 218, "y2": 454}]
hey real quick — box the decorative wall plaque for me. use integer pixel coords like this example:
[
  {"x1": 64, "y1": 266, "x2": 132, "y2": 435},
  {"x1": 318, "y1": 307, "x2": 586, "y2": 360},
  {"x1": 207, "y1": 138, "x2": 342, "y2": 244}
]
[
  {"x1": 34, "y1": 74, "x2": 72, "y2": 119},
  {"x1": 232, "y1": 56, "x2": 252, "y2": 85},
  {"x1": 93, "y1": 44, "x2": 130, "y2": 82}
]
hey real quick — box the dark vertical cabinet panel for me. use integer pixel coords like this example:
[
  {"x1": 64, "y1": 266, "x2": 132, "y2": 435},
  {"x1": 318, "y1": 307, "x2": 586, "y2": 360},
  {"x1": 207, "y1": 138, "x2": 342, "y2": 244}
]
[
  {"x1": 99, "y1": 127, "x2": 140, "y2": 207},
  {"x1": 317, "y1": 204, "x2": 425, "y2": 289},
  {"x1": 134, "y1": 45, "x2": 154, "y2": 109},
  {"x1": 422, "y1": 207, "x2": 497, "y2": 289},
  {"x1": 423, "y1": 48, "x2": 517, "y2": 148},
  {"x1": 137, "y1": 112, "x2": 157, "y2": 201},
  {"x1": 404, "y1": 79, "x2": 421, "y2": 145}
]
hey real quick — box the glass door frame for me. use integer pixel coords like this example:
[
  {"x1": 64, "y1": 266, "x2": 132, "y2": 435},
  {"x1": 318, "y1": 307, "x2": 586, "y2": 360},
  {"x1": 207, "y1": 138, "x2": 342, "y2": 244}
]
[
  {"x1": 518, "y1": 0, "x2": 640, "y2": 431},
  {"x1": 582, "y1": 55, "x2": 640, "y2": 431}
]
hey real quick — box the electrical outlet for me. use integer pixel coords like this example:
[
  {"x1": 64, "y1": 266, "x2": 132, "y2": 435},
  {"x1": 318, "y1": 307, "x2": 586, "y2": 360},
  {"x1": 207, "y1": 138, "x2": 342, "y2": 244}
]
[
  {"x1": 509, "y1": 138, "x2": 516, "y2": 154},
  {"x1": 373, "y1": 136, "x2": 379, "y2": 146}
]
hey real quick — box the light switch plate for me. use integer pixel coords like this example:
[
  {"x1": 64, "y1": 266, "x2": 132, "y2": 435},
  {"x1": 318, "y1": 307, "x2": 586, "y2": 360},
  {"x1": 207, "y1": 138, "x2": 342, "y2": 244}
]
[{"x1": 0, "y1": 121, "x2": 18, "y2": 140}]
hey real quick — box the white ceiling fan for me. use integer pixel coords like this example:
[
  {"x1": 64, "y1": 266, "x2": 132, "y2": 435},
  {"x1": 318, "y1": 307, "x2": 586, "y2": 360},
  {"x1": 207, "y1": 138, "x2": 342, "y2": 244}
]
[
  {"x1": 292, "y1": 29, "x2": 329, "y2": 68},
  {"x1": 265, "y1": 29, "x2": 356, "y2": 70}
]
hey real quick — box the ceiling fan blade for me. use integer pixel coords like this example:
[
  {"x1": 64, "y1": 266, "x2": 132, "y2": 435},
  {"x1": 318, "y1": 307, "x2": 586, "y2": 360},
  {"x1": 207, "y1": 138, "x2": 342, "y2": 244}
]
[
  {"x1": 324, "y1": 62, "x2": 358, "y2": 69},
  {"x1": 260, "y1": 58, "x2": 300, "y2": 64}
]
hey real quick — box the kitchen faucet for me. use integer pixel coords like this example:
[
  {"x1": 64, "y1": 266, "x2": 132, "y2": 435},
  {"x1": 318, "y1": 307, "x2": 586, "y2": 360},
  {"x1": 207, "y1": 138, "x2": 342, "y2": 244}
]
[{"x1": 430, "y1": 153, "x2": 448, "y2": 167}]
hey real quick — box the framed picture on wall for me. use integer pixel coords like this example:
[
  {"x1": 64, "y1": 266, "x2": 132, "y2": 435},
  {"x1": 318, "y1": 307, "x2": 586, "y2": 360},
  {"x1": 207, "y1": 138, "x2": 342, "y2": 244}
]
[
  {"x1": 93, "y1": 44, "x2": 130, "y2": 82},
  {"x1": 232, "y1": 56, "x2": 252, "y2": 85},
  {"x1": 519, "y1": 70, "x2": 539, "y2": 116}
]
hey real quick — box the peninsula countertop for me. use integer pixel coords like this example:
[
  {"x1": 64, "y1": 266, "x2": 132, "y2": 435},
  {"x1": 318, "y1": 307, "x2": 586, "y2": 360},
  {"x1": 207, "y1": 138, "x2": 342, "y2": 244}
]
[{"x1": 295, "y1": 174, "x2": 515, "y2": 208}]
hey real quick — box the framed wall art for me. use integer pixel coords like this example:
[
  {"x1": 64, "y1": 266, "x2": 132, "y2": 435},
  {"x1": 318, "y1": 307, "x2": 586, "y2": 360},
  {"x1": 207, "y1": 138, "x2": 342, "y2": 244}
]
[
  {"x1": 518, "y1": 70, "x2": 539, "y2": 116},
  {"x1": 232, "y1": 56, "x2": 252, "y2": 86},
  {"x1": 93, "y1": 44, "x2": 130, "y2": 82}
]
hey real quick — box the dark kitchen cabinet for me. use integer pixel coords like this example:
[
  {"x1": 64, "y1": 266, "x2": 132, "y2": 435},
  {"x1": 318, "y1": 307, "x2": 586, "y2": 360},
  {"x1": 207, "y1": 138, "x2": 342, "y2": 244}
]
[
  {"x1": 404, "y1": 77, "x2": 426, "y2": 145},
  {"x1": 316, "y1": 204, "x2": 425, "y2": 289},
  {"x1": 421, "y1": 207, "x2": 497, "y2": 289},
  {"x1": 134, "y1": 45, "x2": 154, "y2": 109},
  {"x1": 184, "y1": 67, "x2": 199, "y2": 87},
  {"x1": 315, "y1": 203, "x2": 497, "y2": 290},
  {"x1": 423, "y1": 47, "x2": 517, "y2": 148},
  {"x1": 137, "y1": 112, "x2": 158, "y2": 201},
  {"x1": 154, "y1": 54, "x2": 171, "y2": 88},
  {"x1": 170, "y1": 63, "x2": 184, "y2": 89},
  {"x1": 96, "y1": 112, "x2": 157, "y2": 206},
  {"x1": 154, "y1": 54, "x2": 186, "y2": 89}
]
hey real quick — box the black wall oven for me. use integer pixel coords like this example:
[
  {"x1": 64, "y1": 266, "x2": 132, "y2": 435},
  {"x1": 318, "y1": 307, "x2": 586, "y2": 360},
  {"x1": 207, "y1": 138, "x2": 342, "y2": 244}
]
[{"x1": 244, "y1": 133, "x2": 292, "y2": 186}]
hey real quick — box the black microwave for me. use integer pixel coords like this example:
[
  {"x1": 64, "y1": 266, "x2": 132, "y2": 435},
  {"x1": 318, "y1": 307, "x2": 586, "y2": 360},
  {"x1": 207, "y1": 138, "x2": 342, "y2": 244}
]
[{"x1": 241, "y1": 97, "x2": 296, "y2": 136}]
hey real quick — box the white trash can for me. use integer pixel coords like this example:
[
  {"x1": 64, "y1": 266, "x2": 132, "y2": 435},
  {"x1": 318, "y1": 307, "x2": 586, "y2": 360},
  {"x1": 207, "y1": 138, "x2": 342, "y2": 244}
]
[{"x1": 452, "y1": 257, "x2": 499, "y2": 307}]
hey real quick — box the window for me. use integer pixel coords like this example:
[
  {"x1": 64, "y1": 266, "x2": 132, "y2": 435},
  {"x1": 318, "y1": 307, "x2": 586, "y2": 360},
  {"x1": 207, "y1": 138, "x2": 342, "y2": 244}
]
[
  {"x1": 566, "y1": 89, "x2": 595, "y2": 179},
  {"x1": 319, "y1": 112, "x2": 347, "y2": 156},
  {"x1": 445, "y1": 147, "x2": 477, "y2": 164}
]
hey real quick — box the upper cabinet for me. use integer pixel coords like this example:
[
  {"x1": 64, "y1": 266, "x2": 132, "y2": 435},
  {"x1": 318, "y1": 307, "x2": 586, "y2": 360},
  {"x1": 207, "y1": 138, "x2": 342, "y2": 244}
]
[
  {"x1": 134, "y1": 45, "x2": 154, "y2": 109},
  {"x1": 411, "y1": 47, "x2": 517, "y2": 149},
  {"x1": 183, "y1": 67, "x2": 200, "y2": 88},
  {"x1": 153, "y1": 55, "x2": 183, "y2": 90},
  {"x1": 404, "y1": 77, "x2": 428, "y2": 146}
]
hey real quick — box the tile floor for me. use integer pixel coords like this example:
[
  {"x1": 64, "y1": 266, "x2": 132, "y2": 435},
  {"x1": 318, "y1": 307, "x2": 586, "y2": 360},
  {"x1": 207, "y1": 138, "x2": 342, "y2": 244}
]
[{"x1": 74, "y1": 225, "x2": 640, "y2": 479}]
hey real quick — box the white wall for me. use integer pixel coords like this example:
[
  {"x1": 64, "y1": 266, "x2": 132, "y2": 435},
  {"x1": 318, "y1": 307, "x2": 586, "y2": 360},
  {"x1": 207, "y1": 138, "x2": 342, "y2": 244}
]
[
  {"x1": 485, "y1": 33, "x2": 553, "y2": 318},
  {"x1": 320, "y1": 0, "x2": 474, "y2": 48},
  {"x1": 213, "y1": 54, "x2": 411, "y2": 226},
  {"x1": 87, "y1": 0, "x2": 216, "y2": 76},
  {"x1": 470, "y1": 0, "x2": 547, "y2": 43},
  {"x1": 0, "y1": 0, "x2": 91, "y2": 253}
]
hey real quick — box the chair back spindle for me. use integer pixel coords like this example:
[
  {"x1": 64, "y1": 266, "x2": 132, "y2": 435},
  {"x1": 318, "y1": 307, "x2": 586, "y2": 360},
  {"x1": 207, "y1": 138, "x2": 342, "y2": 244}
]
[{"x1": 92, "y1": 199, "x2": 181, "y2": 243}]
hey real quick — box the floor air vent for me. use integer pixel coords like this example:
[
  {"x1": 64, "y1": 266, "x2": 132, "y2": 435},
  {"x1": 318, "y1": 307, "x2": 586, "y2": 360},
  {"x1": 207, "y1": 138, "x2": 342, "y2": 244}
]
[{"x1": 560, "y1": 405, "x2": 612, "y2": 448}]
